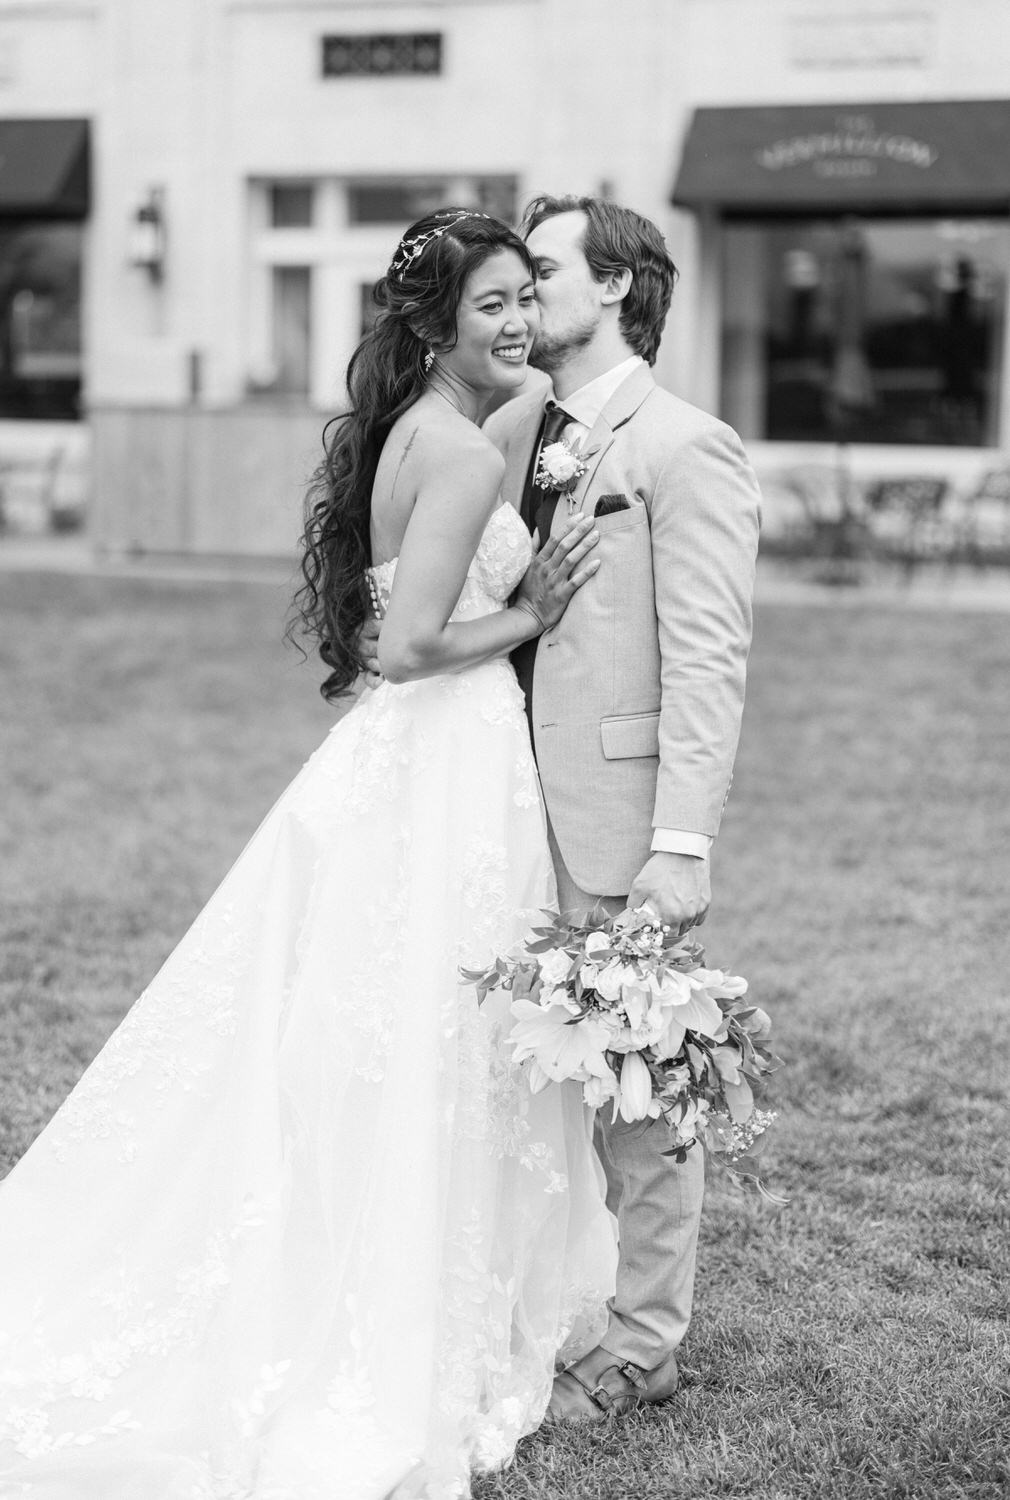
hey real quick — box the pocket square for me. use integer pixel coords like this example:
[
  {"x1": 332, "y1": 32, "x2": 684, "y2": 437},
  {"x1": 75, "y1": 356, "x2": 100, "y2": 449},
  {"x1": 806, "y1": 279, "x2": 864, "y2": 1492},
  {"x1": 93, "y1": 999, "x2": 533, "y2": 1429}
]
[{"x1": 594, "y1": 494, "x2": 630, "y2": 517}]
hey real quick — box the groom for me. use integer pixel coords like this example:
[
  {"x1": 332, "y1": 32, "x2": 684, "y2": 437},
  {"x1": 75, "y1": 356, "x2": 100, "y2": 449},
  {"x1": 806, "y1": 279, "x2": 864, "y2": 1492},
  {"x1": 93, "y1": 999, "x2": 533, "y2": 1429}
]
[{"x1": 484, "y1": 195, "x2": 761, "y2": 1421}]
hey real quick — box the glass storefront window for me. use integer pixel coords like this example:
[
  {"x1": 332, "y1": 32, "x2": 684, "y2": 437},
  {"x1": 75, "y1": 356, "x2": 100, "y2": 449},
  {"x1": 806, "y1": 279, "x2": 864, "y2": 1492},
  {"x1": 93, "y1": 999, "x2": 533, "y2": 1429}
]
[
  {"x1": 721, "y1": 216, "x2": 1008, "y2": 446},
  {"x1": 0, "y1": 222, "x2": 83, "y2": 421}
]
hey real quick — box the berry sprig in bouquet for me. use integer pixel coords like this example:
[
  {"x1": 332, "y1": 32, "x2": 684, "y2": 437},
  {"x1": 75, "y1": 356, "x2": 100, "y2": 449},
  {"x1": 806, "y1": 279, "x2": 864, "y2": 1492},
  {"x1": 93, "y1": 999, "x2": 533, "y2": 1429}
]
[{"x1": 463, "y1": 908, "x2": 785, "y2": 1202}]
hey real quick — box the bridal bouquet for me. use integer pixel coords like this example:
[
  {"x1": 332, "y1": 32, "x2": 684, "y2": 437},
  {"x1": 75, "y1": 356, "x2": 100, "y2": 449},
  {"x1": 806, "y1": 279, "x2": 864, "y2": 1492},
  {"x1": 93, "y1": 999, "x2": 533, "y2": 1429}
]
[{"x1": 462, "y1": 908, "x2": 784, "y2": 1201}]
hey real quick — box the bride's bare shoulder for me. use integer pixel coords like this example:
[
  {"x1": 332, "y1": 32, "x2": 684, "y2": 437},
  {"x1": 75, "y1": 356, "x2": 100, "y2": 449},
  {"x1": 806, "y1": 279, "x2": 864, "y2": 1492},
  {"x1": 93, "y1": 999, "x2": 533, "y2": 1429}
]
[{"x1": 399, "y1": 408, "x2": 505, "y2": 485}]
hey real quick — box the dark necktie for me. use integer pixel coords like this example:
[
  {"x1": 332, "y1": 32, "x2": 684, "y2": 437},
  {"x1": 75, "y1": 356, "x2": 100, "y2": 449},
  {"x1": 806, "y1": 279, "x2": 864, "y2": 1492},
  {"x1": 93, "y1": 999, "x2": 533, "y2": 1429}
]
[
  {"x1": 512, "y1": 401, "x2": 570, "y2": 738},
  {"x1": 519, "y1": 401, "x2": 571, "y2": 535}
]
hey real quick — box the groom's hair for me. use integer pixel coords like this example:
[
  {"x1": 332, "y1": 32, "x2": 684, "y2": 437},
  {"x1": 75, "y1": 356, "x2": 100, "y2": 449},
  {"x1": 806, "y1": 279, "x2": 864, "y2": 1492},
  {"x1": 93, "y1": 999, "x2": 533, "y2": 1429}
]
[{"x1": 521, "y1": 195, "x2": 679, "y2": 365}]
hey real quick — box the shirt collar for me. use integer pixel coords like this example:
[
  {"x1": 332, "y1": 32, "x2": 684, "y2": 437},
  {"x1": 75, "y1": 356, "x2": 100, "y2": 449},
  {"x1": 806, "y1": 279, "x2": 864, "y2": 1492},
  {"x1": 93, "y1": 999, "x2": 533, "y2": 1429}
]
[{"x1": 555, "y1": 355, "x2": 644, "y2": 429}]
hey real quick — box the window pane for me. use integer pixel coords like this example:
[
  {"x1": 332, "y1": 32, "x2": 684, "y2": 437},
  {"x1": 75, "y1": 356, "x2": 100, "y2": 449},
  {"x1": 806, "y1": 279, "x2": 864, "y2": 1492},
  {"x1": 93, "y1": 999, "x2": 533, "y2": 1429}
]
[
  {"x1": 347, "y1": 175, "x2": 517, "y2": 227},
  {"x1": 321, "y1": 32, "x2": 442, "y2": 78},
  {"x1": 0, "y1": 222, "x2": 82, "y2": 420},
  {"x1": 271, "y1": 266, "x2": 311, "y2": 393},
  {"x1": 471, "y1": 176, "x2": 518, "y2": 223},
  {"x1": 721, "y1": 216, "x2": 1008, "y2": 446},
  {"x1": 348, "y1": 180, "x2": 448, "y2": 225},
  {"x1": 270, "y1": 184, "x2": 314, "y2": 228}
]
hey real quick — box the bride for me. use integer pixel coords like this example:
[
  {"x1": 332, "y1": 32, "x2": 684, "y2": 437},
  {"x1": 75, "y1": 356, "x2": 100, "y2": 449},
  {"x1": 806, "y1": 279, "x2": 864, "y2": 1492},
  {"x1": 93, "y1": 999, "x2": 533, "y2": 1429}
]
[{"x1": 0, "y1": 209, "x2": 616, "y2": 1499}]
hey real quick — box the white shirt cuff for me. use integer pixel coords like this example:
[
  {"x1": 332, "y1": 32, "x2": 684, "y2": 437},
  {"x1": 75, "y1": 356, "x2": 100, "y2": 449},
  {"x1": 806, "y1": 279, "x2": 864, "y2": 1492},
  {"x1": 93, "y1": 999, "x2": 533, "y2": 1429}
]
[{"x1": 650, "y1": 828, "x2": 713, "y2": 859}]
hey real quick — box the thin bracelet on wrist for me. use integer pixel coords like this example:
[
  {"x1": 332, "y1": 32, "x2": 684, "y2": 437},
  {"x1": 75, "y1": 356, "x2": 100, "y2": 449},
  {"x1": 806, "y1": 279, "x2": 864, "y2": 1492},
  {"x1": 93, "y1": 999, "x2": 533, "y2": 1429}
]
[{"x1": 513, "y1": 599, "x2": 547, "y2": 635}]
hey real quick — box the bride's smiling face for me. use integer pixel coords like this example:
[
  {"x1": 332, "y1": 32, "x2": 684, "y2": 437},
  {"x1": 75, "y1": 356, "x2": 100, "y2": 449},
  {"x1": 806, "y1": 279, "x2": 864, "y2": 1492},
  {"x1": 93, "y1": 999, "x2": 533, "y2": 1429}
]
[{"x1": 438, "y1": 249, "x2": 539, "y2": 396}]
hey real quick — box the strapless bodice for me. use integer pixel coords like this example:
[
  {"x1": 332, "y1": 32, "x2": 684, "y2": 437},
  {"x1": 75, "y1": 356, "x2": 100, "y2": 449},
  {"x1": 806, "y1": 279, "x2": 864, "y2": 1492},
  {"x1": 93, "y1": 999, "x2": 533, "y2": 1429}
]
[{"x1": 367, "y1": 502, "x2": 532, "y2": 622}]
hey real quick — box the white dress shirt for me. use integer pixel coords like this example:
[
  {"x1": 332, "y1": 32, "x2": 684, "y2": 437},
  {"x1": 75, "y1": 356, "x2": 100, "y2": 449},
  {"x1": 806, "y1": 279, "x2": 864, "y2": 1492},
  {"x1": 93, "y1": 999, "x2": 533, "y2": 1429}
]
[{"x1": 553, "y1": 357, "x2": 713, "y2": 862}]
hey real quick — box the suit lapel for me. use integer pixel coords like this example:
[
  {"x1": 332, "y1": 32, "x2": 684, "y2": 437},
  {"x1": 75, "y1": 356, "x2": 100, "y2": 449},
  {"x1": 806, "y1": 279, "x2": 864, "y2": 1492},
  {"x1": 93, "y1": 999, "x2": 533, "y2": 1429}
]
[{"x1": 550, "y1": 363, "x2": 656, "y2": 536}]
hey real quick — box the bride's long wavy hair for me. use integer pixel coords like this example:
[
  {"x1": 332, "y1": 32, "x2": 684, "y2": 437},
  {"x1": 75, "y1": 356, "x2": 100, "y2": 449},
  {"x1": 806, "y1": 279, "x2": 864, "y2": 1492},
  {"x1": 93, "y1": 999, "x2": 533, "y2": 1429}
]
[{"x1": 290, "y1": 208, "x2": 535, "y2": 702}]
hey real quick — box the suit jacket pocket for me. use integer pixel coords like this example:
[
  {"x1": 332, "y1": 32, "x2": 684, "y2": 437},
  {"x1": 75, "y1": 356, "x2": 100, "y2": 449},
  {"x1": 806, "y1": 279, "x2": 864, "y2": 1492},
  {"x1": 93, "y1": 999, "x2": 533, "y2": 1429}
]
[
  {"x1": 600, "y1": 711, "x2": 660, "y2": 760},
  {"x1": 592, "y1": 502, "x2": 648, "y2": 534},
  {"x1": 594, "y1": 493, "x2": 630, "y2": 517}
]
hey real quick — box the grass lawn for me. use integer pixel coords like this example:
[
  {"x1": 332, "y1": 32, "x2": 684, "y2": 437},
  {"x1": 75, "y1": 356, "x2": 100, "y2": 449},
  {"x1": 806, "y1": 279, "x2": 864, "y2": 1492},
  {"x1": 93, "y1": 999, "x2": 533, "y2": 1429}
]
[{"x1": 1, "y1": 571, "x2": 1008, "y2": 1499}]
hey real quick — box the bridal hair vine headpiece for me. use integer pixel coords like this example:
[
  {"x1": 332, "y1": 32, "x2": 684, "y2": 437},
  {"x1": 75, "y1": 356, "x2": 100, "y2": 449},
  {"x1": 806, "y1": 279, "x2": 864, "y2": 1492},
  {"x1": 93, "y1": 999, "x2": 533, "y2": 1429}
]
[{"x1": 390, "y1": 210, "x2": 491, "y2": 281}]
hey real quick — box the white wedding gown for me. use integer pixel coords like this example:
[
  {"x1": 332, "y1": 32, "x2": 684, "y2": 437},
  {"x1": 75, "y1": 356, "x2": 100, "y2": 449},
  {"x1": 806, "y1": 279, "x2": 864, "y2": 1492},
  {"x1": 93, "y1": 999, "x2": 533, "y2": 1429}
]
[{"x1": 0, "y1": 503, "x2": 616, "y2": 1500}]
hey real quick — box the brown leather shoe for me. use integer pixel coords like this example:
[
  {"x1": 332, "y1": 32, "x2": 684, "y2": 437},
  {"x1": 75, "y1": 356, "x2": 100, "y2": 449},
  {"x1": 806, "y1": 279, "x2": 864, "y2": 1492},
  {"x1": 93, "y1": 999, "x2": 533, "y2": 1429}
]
[{"x1": 544, "y1": 1345, "x2": 679, "y2": 1423}]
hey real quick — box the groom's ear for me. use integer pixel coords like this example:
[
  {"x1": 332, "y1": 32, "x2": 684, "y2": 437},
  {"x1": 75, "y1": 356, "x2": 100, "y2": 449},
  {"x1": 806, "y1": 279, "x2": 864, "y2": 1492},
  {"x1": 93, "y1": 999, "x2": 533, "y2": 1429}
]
[{"x1": 600, "y1": 266, "x2": 633, "y2": 307}]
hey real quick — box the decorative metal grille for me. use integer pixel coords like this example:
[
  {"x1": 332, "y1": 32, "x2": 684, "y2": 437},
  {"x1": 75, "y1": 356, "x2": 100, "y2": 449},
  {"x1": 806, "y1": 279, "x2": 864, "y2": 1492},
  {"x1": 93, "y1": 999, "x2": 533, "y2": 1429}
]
[{"x1": 321, "y1": 33, "x2": 443, "y2": 78}]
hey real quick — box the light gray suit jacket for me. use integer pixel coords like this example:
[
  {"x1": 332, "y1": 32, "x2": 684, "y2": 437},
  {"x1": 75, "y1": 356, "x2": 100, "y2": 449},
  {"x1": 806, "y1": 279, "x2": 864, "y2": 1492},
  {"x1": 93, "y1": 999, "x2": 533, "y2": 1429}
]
[{"x1": 484, "y1": 363, "x2": 761, "y2": 896}]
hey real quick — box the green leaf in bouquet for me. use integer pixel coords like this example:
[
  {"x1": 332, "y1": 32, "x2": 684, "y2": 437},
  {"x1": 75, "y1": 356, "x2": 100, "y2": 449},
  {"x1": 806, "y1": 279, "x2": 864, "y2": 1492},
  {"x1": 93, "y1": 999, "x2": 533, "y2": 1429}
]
[
  {"x1": 725, "y1": 1152, "x2": 789, "y2": 1206},
  {"x1": 684, "y1": 1041, "x2": 709, "y2": 1079},
  {"x1": 512, "y1": 969, "x2": 536, "y2": 1002},
  {"x1": 660, "y1": 1142, "x2": 695, "y2": 1163},
  {"x1": 459, "y1": 966, "x2": 490, "y2": 984},
  {"x1": 723, "y1": 1074, "x2": 755, "y2": 1123},
  {"x1": 734, "y1": 1005, "x2": 774, "y2": 1043}
]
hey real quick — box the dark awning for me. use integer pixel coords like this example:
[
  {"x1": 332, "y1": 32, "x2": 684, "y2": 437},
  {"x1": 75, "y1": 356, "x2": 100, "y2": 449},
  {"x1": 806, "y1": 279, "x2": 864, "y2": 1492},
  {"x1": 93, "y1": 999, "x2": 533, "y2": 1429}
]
[
  {"x1": 0, "y1": 119, "x2": 90, "y2": 217},
  {"x1": 672, "y1": 101, "x2": 1010, "y2": 213}
]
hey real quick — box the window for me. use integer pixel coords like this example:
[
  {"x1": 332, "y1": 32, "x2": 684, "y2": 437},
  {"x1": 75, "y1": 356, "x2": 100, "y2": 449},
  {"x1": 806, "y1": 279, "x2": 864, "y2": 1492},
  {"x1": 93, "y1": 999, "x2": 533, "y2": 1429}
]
[
  {"x1": 348, "y1": 180, "x2": 449, "y2": 226},
  {"x1": 248, "y1": 174, "x2": 520, "y2": 405},
  {"x1": 721, "y1": 216, "x2": 1008, "y2": 446},
  {"x1": 270, "y1": 184, "x2": 314, "y2": 228},
  {"x1": 321, "y1": 33, "x2": 442, "y2": 78},
  {"x1": 0, "y1": 223, "x2": 83, "y2": 420},
  {"x1": 270, "y1": 267, "x2": 311, "y2": 394},
  {"x1": 347, "y1": 176, "x2": 517, "y2": 226}
]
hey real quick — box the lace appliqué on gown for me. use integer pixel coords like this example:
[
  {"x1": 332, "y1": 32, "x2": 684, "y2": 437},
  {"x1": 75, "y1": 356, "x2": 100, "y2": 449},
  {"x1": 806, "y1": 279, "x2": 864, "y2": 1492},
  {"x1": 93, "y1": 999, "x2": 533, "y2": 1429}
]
[{"x1": 0, "y1": 501, "x2": 616, "y2": 1500}]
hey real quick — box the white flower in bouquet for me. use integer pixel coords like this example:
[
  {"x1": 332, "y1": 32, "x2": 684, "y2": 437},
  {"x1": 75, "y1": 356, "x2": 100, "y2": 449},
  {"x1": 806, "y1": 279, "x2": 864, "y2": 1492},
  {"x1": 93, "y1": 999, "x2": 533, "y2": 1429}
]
[
  {"x1": 592, "y1": 959, "x2": 631, "y2": 1003},
  {"x1": 509, "y1": 997, "x2": 613, "y2": 1086},
  {"x1": 617, "y1": 981, "x2": 653, "y2": 1032},
  {"x1": 583, "y1": 1068, "x2": 619, "y2": 1110},
  {"x1": 651, "y1": 981, "x2": 725, "y2": 1061},
  {"x1": 615, "y1": 1050, "x2": 655, "y2": 1123},
  {"x1": 671, "y1": 1095, "x2": 712, "y2": 1145},
  {"x1": 699, "y1": 970, "x2": 749, "y2": 1001},
  {"x1": 648, "y1": 968, "x2": 696, "y2": 1005},
  {"x1": 536, "y1": 947, "x2": 574, "y2": 988}
]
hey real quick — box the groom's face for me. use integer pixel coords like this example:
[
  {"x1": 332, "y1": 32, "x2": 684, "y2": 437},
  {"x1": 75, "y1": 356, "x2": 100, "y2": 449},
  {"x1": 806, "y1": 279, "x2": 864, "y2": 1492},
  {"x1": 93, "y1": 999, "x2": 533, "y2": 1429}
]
[{"x1": 525, "y1": 211, "x2": 603, "y2": 375}]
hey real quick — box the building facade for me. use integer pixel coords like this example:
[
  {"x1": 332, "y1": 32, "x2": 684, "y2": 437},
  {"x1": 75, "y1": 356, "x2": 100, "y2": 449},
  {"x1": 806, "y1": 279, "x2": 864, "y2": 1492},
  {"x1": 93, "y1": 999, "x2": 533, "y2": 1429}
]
[{"x1": 0, "y1": 0, "x2": 1008, "y2": 553}]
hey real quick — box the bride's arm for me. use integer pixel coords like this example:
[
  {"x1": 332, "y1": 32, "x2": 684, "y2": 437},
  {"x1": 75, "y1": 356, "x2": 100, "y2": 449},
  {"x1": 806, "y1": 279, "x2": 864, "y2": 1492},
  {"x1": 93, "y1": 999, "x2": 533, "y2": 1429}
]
[{"x1": 378, "y1": 429, "x2": 597, "y2": 685}]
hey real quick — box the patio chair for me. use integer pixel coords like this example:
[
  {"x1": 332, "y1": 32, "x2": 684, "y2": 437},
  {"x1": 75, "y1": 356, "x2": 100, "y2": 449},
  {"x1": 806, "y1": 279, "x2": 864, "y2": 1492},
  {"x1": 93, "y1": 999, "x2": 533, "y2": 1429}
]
[
  {"x1": 960, "y1": 465, "x2": 1010, "y2": 568},
  {"x1": 862, "y1": 475, "x2": 952, "y2": 576},
  {"x1": 773, "y1": 462, "x2": 870, "y2": 581}
]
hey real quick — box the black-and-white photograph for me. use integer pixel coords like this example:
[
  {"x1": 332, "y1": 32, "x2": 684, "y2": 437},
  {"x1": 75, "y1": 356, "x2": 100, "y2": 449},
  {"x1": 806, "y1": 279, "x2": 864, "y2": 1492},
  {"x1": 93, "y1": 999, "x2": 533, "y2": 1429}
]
[{"x1": 0, "y1": 2, "x2": 1007, "y2": 1496}]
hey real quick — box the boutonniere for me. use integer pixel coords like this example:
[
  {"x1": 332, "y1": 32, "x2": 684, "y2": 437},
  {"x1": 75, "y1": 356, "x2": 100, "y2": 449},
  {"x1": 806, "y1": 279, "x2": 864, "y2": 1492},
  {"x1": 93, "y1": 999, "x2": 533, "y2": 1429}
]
[{"x1": 534, "y1": 440, "x2": 595, "y2": 499}]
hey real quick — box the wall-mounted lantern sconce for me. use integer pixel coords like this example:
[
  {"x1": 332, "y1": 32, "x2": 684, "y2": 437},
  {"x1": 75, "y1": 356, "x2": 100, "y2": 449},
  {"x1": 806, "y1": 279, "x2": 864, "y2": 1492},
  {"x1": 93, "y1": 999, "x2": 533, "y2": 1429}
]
[{"x1": 128, "y1": 187, "x2": 166, "y2": 282}]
